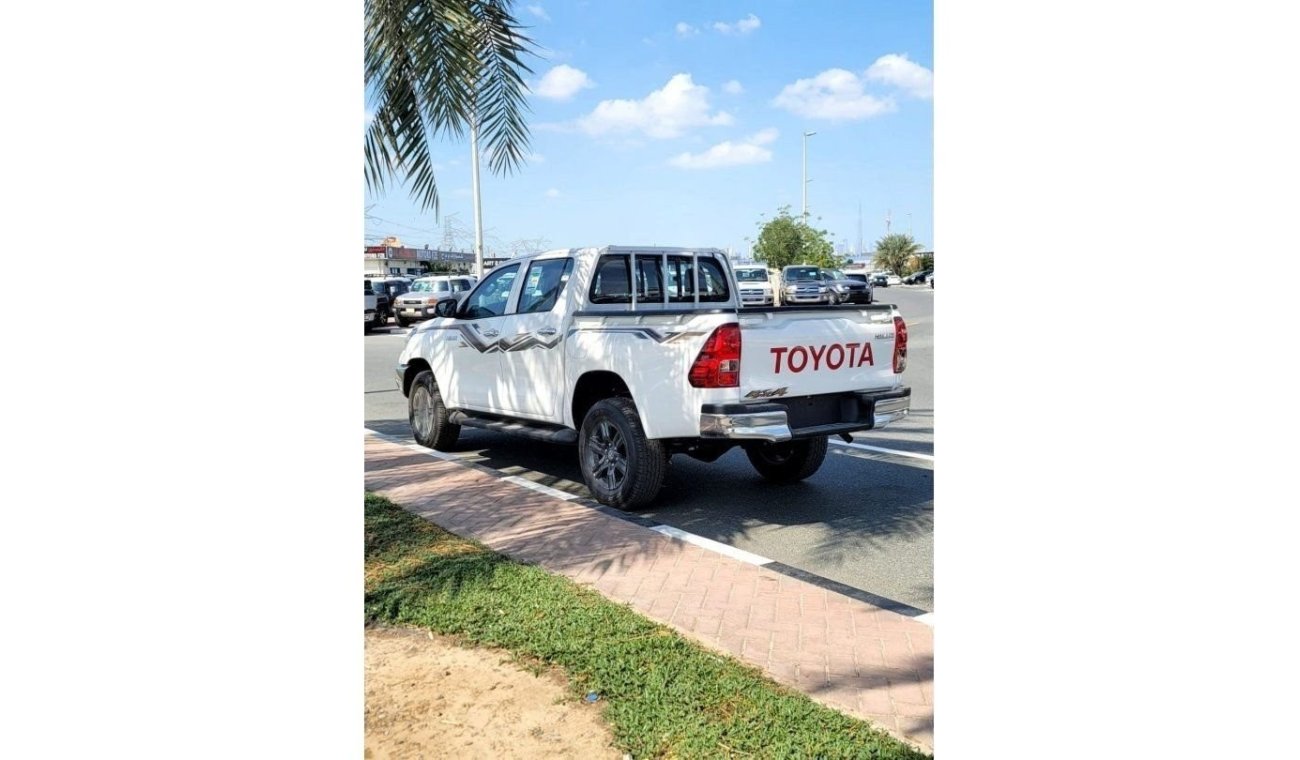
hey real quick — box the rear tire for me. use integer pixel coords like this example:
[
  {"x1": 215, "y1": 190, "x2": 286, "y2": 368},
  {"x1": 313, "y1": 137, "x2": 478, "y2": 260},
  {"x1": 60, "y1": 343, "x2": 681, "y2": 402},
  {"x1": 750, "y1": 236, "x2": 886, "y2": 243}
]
[
  {"x1": 745, "y1": 436, "x2": 829, "y2": 484},
  {"x1": 409, "y1": 370, "x2": 460, "y2": 451},
  {"x1": 578, "y1": 397, "x2": 667, "y2": 510}
]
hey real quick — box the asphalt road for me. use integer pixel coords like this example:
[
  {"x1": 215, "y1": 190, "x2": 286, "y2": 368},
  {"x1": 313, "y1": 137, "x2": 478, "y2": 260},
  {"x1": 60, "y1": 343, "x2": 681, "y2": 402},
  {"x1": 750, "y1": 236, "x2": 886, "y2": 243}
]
[{"x1": 364, "y1": 285, "x2": 934, "y2": 611}]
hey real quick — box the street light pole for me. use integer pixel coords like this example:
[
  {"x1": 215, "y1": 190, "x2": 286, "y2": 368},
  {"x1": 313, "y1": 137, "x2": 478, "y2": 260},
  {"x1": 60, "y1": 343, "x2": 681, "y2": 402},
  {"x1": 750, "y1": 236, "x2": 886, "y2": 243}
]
[
  {"x1": 802, "y1": 131, "x2": 816, "y2": 220},
  {"x1": 470, "y1": 113, "x2": 485, "y2": 279}
]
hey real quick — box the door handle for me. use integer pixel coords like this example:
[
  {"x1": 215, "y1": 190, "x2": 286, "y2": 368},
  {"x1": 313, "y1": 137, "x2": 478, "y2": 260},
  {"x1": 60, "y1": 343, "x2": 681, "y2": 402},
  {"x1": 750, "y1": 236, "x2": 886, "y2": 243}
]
[
  {"x1": 481, "y1": 328, "x2": 500, "y2": 338},
  {"x1": 537, "y1": 327, "x2": 558, "y2": 336}
]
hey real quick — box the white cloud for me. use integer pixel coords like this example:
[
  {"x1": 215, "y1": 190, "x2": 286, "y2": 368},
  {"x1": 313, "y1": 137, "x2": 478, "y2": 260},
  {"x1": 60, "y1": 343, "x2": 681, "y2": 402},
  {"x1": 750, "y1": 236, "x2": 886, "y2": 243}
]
[
  {"x1": 577, "y1": 74, "x2": 733, "y2": 139},
  {"x1": 722, "y1": 80, "x2": 744, "y2": 95},
  {"x1": 533, "y1": 64, "x2": 594, "y2": 101},
  {"x1": 712, "y1": 13, "x2": 761, "y2": 36},
  {"x1": 669, "y1": 128, "x2": 778, "y2": 169},
  {"x1": 675, "y1": 22, "x2": 699, "y2": 38},
  {"x1": 771, "y1": 68, "x2": 896, "y2": 120},
  {"x1": 526, "y1": 4, "x2": 550, "y2": 22},
  {"x1": 545, "y1": 188, "x2": 560, "y2": 198},
  {"x1": 865, "y1": 53, "x2": 933, "y2": 99}
]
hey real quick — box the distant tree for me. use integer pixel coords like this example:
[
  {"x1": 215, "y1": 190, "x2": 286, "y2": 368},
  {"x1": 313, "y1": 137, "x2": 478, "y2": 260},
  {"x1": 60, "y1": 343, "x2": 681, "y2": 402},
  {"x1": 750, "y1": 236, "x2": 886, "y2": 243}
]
[
  {"x1": 911, "y1": 252, "x2": 934, "y2": 273},
  {"x1": 753, "y1": 206, "x2": 838, "y2": 271},
  {"x1": 872, "y1": 233, "x2": 922, "y2": 276}
]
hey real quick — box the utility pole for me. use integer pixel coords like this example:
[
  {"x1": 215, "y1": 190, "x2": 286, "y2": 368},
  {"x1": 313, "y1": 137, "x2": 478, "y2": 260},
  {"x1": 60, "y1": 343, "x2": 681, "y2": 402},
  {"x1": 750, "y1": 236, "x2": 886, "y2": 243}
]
[
  {"x1": 470, "y1": 113, "x2": 485, "y2": 278},
  {"x1": 886, "y1": 209, "x2": 891, "y2": 234},
  {"x1": 801, "y1": 131, "x2": 817, "y2": 220}
]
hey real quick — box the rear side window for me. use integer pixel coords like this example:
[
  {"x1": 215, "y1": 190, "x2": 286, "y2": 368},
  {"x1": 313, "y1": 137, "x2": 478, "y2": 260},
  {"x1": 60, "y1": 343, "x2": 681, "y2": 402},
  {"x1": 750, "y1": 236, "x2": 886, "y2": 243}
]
[
  {"x1": 519, "y1": 258, "x2": 574, "y2": 314},
  {"x1": 453, "y1": 279, "x2": 473, "y2": 292},
  {"x1": 589, "y1": 255, "x2": 631, "y2": 304}
]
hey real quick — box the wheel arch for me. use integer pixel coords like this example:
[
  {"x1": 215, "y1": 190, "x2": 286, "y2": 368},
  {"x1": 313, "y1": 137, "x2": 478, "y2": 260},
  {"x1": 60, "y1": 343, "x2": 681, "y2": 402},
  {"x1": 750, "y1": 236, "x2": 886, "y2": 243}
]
[
  {"x1": 401, "y1": 358, "x2": 434, "y2": 397},
  {"x1": 569, "y1": 370, "x2": 636, "y2": 430}
]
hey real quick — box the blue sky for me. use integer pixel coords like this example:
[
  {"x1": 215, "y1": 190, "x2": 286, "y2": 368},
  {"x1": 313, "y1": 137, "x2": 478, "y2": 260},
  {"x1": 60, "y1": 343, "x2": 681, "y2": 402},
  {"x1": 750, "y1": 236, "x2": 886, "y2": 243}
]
[{"x1": 364, "y1": 0, "x2": 932, "y2": 258}]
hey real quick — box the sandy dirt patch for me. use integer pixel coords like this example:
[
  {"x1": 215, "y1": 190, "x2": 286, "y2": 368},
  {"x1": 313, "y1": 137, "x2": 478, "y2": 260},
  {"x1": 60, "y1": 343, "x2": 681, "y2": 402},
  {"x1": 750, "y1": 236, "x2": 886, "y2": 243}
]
[{"x1": 365, "y1": 626, "x2": 623, "y2": 759}]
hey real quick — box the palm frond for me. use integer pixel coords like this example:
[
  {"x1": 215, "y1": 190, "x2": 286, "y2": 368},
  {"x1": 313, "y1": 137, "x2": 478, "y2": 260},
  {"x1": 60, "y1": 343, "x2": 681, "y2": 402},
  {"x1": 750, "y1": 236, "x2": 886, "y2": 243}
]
[{"x1": 364, "y1": 0, "x2": 535, "y2": 212}]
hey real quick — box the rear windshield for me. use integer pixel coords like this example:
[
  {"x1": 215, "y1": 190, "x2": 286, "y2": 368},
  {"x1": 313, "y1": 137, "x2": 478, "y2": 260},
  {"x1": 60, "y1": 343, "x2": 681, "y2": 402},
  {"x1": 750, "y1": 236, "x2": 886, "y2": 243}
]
[
  {"x1": 785, "y1": 266, "x2": 820, "y2": 280},
  {"x1": 734, "y1": 269, "x2": 769, "y2": 282},
  {"x1": 589, "y1": 254, "x2": 730, "y2": 305}
]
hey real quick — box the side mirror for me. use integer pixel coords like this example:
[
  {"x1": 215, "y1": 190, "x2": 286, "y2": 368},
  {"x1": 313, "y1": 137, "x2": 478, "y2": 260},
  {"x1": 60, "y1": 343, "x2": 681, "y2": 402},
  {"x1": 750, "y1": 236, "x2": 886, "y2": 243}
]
[{"x1": 434, "y1": 298, "x2": 459, "y2": 318}]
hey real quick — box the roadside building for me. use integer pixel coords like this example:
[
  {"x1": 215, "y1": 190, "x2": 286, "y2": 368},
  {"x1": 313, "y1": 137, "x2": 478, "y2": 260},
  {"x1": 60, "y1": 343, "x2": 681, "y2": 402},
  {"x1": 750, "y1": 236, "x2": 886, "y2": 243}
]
[{"x1": 364, "y1": 241, "x2": 476, "y2": 277}]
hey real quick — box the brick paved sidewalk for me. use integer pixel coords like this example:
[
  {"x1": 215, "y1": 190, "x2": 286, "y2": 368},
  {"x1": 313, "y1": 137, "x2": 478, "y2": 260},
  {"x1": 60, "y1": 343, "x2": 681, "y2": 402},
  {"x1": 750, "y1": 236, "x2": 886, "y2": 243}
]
[{"x1": 365, "y1": 433, "x2": 934, "y2": 754}]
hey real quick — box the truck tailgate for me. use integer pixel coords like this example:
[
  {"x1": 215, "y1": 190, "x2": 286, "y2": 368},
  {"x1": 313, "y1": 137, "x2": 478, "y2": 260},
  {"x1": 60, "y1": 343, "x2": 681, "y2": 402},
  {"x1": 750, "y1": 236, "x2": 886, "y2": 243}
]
[{"x1": 737, "y1": 306, "x2": 902, "y2": 399}]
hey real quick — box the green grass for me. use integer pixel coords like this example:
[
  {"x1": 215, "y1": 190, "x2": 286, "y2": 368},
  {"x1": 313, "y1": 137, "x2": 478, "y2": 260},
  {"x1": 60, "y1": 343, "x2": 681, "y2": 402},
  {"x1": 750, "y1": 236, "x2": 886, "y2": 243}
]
[{"x1": 365, "y1": 493, "x2": 931, "y2": 759}]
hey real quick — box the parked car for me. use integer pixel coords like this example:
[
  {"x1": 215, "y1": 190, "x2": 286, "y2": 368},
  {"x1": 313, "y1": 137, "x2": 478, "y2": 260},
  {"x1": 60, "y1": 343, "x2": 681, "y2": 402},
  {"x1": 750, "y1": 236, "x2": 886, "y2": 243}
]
[
  {"x1": 929, "y1": 273, "x2": 934, "y2": 289},
  {"x1": 733, "y1": 264, "x2": 778, "y2": 307},
  {"x1": 365, "y1": 277, "x2": 413, "y2": 324},
  {"x1": 885, "y1": 273, "x2": 902, "y2": 286},
  {"x1": 394, "y1": 274, "x2": 478, "y2": 326},
  {"x1": 871, "y1": 273, "x2": 889, "y2": 288},
  {"x1": 818, "y1": 268, "x2": 873, "y2": 304},
  {"x1": 780, "y1": 265, "x2": 832, "y2": 305},
  {"x1": 903, "y1": 269, "x2": 932, "y2": 285},
  {"x1": 365, "y1": 281, "x2": 380, "y2": 332}
]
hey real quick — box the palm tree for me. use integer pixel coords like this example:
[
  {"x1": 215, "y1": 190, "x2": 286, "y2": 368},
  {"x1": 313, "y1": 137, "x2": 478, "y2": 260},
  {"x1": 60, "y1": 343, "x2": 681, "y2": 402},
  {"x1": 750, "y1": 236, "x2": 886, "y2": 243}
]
[
  {"x1": 871, "y1": 233, "x2": 922, "y2": 277},
  {"x1": 365, "y1": 0, "x2": 535, "y2": 213}
]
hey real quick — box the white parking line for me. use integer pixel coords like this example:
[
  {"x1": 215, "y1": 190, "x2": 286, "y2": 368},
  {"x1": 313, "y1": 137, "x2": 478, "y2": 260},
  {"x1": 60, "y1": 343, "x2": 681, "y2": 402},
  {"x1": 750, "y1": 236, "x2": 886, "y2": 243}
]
[
  {"x1": 831, "y1": 440, "x2": 935, "y2": 462},
  {"x1": 648, "y1": 525, "x2": 774, "y2": 566}
]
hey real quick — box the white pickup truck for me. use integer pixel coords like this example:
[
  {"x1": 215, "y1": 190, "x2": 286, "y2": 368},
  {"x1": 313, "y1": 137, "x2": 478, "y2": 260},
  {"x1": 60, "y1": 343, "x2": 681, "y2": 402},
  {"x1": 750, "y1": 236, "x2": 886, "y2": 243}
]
[{"x1": 395, "y1": 246, "x2": 911, "y2": 509}]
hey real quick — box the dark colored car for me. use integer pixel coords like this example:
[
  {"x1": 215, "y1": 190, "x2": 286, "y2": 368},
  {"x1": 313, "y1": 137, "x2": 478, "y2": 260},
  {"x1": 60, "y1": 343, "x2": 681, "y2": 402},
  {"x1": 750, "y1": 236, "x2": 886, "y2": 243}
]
[
  {"x1": 903, "y1": 270, "x2": 932, "y2": 285},
  {"x1": 365, "y1": 277, "x2": 412, "y2": 324},
  {"x1": 871, "y1": 274, "x2": 890, "y2": 287},
  {"x1": 819, "y1": 268, "x2": 873, "y2": 304}
]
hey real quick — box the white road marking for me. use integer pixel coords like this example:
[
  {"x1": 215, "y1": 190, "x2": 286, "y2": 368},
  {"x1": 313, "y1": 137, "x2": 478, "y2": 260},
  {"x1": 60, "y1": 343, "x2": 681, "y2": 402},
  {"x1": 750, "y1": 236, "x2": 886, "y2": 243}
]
[
  {"x1": 649, "y1": 525, "x2": 773, "y2": 566},
  {"x1": 831, "y1": 440, "x2": 935, "y2": 462},
  {"x1": 502, "y1": 475, "x2": 577, "y2": 501}
]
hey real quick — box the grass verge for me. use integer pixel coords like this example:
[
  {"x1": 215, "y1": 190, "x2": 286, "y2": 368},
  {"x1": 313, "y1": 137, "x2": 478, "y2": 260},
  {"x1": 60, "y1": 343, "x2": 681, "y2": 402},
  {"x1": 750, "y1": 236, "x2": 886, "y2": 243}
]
[{"x1": 365, "y1": 493, "x2": 931, "y2": 759}]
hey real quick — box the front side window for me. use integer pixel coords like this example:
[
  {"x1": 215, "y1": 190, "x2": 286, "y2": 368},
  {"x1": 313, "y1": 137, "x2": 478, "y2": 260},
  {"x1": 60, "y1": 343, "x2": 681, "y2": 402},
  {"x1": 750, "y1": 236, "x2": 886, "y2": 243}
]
[
  {"x1": 452, "y1": 279, "x2": 473, "y2": 292},
  {"x1": 460, "y1": 264, "x2": 519, "y2": 319},
  {"x1": 518, "y1": 258, "x2": 574, "y2": 314}
]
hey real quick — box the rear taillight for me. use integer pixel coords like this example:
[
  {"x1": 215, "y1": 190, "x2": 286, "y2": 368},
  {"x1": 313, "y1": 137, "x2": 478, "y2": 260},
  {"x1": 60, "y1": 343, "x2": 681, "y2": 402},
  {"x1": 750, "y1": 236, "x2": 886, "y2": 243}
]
[
  {"x1": 893, "y1": 315, "x2": 908, "y2": 373},
  {"x1": 689, "y1": 324, "x2": 742, "y2": 388}
]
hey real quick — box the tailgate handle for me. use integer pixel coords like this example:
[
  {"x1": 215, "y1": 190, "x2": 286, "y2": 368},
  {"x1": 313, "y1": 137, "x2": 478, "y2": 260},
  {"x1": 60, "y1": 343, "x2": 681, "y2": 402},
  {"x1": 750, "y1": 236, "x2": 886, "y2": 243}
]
[{"x1": 537, "y1": 327, "x2": 558, "y2": 336}]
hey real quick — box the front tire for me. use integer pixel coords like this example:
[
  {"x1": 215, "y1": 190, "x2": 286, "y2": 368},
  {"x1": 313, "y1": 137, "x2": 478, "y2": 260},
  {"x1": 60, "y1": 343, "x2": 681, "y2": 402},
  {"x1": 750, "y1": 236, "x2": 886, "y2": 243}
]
[
  {"x1": 409, "y1": 370, "x2": 460, "y2": 451},
  {"x1": 396, "y1": 315, "x2": 410, "y2": 328},
  {"x1": 579, "y1": 397, "x2": 667, "y2": 509},
  {"x1": 745, "y1": 436, "x2": 829, "y2": 484}
]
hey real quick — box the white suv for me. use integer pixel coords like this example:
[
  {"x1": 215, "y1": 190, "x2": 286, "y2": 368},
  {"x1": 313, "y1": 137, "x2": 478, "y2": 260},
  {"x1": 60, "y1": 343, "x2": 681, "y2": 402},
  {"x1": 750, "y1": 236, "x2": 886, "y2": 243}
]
[
  {"x1": 733, "y1": 265, "x2": 777, "y2": 306},
  {"x1": 395, "y1": 275, "x2": 478, "y2": 327}
]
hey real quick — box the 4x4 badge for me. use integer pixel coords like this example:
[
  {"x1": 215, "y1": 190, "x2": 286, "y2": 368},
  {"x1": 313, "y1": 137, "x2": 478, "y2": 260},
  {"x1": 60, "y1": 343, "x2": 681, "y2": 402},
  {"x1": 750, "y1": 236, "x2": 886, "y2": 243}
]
[{"x1": 745, "y1": 387, "x2": 789, "y2": 399}]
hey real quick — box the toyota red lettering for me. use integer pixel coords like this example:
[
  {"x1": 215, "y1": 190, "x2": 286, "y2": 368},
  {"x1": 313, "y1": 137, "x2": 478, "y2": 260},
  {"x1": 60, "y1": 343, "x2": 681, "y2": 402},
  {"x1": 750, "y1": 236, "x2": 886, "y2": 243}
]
[{"x1": 769, "y1": 342, "x2": 874, "y2": 373}]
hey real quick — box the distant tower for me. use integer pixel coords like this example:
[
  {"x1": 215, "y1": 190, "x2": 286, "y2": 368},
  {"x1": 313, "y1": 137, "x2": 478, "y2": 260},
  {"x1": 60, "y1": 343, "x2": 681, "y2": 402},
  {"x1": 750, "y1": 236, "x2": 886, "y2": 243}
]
[
  {"x1": 856, "y1": 202, "x2": 863, "y2": 256},
  {"x1": 886, "y1": 209, "x2": 892, "y2": 234}
]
